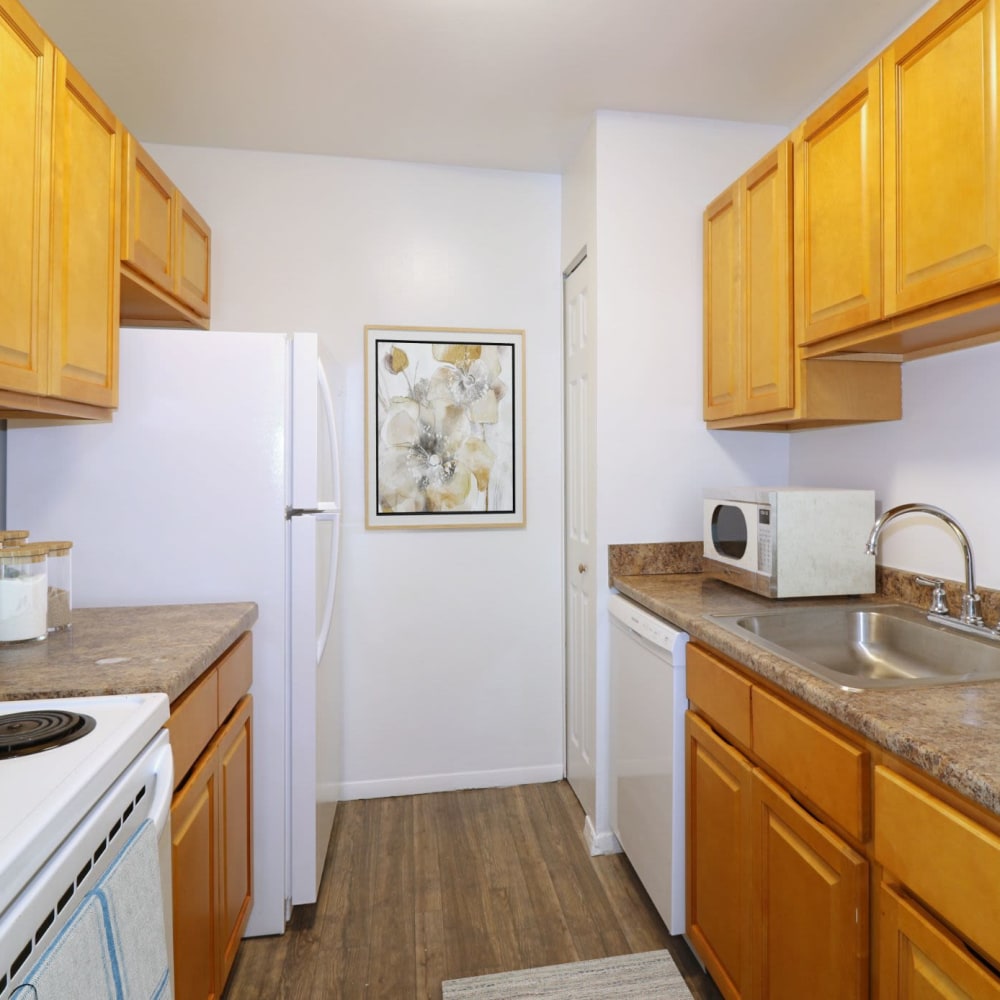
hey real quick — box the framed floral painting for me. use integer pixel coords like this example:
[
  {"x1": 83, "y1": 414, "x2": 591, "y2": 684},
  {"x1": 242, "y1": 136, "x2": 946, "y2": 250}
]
[{"x1": 364, "y1": 325, "x2": 525, "y2": 528}]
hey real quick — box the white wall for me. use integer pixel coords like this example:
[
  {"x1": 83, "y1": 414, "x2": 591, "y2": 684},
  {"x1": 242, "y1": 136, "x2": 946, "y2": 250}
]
[
  {"x1": 790, "y1": 342, "x2": 1000, "y2": 591},
  {"x1": 591, "y1": 111, "x2": 791, "y2": 547},
  {"x1": 561, "y1": 111, "x2": 792, "y2": 840},
  {"x1": 148, "y1": 145, "x2": 565, "y2": 798}
]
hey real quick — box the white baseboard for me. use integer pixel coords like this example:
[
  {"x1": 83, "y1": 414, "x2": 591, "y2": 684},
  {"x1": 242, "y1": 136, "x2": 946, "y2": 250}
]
[
  {"x1": 339, "y1": 763, "x2": 564, "y2": 801},
  {"x1": 583, "y1": 813, "x2": 622, "y2": 856},
  {"x1": 317, "y1": 781, "x2": 339, "y2": 804}
]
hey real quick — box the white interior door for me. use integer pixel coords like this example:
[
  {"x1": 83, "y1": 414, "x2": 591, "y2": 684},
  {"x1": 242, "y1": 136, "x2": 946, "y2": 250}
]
[{"x1": 564, "y1": 254, "x2": 597, "y2": 820}]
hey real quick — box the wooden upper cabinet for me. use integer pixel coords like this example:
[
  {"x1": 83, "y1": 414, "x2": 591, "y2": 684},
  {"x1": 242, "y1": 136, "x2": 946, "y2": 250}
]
[
  {"x1": 703, "y1": 139, "x2": 901, "y2": 430},
  {"x1": 0, "y1": 0, "x2": 52, "y2": 397},
  {"x1": 883, "y1": 0, "x2": 1000, "y2": 315},
  {"x1": 0, "y1": 0, "x2": 119, "y2": 418},
  {"x1": 121, "y1": 131, "x2": 211, "y2": 328},
  {"x1": 704, "y1": 183, "x2": 743, "y2": 422},
  {"x1": 742, "y1": 143, "x2": 793, "y2": 416},
  {"x1": 175, "y1": 194, "x2": 211, "y2": 317},
  {"x1": 703, "y1": 142, "x2": 794, "y2": 422},
  {"x1": 121, "y1": 134, "x2": 176, "y2": 296},
  {"x1": 47, "y1": 53, "x2": 120, "y2": 409},
  {"x1": 795, "y1": 61, "x2": 883, "y2": 345}
]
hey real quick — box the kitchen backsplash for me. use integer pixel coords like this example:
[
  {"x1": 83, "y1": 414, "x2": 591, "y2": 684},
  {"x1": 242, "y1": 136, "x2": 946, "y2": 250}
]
[
  {"x1": 607, "y1": 541, "x2": 702, "y2": 584},
  {"x1": 609, "y1": 541, "x2": 1000, "y2": 624}
]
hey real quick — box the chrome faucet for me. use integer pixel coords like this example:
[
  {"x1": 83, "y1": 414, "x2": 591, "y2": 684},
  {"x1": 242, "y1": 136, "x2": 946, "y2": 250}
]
[{"x1": 865, "y1": 503, "x2": 984, "y2": 628}]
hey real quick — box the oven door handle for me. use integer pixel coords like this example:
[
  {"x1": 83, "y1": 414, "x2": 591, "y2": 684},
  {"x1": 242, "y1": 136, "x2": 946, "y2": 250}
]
[{"x1": 149, "y1": 741, "x2": 175, "y2": 838}]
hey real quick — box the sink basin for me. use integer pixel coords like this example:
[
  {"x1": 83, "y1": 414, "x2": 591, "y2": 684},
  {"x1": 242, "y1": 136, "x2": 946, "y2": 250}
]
[{"x1": 707, "y1": 603, "x2": 1000, "y2": 690}]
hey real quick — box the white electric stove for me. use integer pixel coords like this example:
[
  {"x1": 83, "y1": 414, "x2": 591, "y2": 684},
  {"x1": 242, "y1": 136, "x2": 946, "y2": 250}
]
[{"x1": 0, "y1": 692, "x2": 173, "y2": 997}]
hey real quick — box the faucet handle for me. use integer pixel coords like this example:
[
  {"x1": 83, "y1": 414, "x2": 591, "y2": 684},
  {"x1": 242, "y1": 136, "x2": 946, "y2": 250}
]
[{"x1": 916, "y1": 576, "x2": 950, "y2": 615}]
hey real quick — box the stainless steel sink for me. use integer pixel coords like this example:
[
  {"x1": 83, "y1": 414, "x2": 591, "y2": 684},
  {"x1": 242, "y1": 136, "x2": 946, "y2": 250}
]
[{"x1": 707, "y1": 603, "x2": 1000, "y2": 690}]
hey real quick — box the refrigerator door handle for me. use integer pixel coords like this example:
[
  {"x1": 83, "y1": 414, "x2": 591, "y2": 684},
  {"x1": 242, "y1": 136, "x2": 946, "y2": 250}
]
[
  {"x1": 317, "y1": 359, "x2": 341, "y2": 509},
  {"x1": 285, "y1": 503, "x2": 339, "y2": 518},
  {"x1": 314, "y1": 353, "x2": 341, "y2": 664},
  {"x1": 316, "y1": 511, "x2": 340, "y2": 662}
]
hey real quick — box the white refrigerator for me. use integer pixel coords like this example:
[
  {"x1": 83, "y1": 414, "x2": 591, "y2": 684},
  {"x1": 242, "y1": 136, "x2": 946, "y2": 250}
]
[{"x1": 6, "y1": 328, "x2": 341, "y2": 937}]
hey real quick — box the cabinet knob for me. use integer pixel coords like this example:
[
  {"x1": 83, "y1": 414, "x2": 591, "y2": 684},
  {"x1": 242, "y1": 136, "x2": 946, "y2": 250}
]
[{"x1": 578, "y1": 563, "x2": 587, "y2": 574}]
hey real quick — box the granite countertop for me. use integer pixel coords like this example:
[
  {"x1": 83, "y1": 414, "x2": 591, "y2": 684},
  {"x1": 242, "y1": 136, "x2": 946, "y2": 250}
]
[
  {"x1": 613, "y1": 572, "x2": 1000, "y2": 817},
  {"x1": 0, "y1": 603, "x2": 259, "y2": 703}
]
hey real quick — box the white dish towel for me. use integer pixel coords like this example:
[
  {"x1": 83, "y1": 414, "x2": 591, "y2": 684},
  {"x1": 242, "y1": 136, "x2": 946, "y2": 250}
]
[
  {"x1": 16, "y1": 820, "x2": 172, "y2": 1000},
  {"x1": 14, "y1": 893, "x2": 119, "y2": 999}
]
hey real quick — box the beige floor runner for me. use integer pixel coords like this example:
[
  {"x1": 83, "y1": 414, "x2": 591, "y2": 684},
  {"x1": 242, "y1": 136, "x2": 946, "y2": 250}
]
[{"x1": 441, "y1": 949, "x2": 694, "y2": 999}]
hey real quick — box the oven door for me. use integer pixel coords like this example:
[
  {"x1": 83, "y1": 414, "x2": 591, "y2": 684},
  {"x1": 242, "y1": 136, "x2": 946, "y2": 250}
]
[
  {"x1": 703, "y1": 498, "x2": 764, "y2": 572},
  {"x1": 0, "y1": 731, "x2": 173, "y2": 999}
]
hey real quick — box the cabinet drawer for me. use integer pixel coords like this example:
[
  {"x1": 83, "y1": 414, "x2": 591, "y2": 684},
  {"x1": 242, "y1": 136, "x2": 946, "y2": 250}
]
[
  {"x1": 687, "y1": 645, "x2": 752, "y2": 747},
  {"x1": 168, "y1": 668, "x2": 219, "y2": 789},
  {"x1": 752, "y1": 687, "x2": 868, "y2": 840},
  {"x1": 217, "y1": 632, "x2": 252, "y2": 723},
  {"x1": 875, "y1": 766, "x2": 1000, "y2": 967}
]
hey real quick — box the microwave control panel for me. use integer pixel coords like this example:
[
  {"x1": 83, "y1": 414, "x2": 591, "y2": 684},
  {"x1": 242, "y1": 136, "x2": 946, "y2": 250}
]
[{"x1": 757, "y1": 506, "x2": 773, "y2": 574}]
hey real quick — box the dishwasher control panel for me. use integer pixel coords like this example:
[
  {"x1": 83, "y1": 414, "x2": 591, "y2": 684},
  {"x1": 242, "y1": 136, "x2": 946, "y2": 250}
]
[{"x1": 608, "y1": 593, "x2": 686, "y2": 654}]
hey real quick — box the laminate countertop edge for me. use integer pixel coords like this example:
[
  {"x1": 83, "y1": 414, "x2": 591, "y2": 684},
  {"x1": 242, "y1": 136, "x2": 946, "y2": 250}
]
[
  {"x1": 613, "y1": 573, "x2": 1000, "y2": 817},
  {"x1": 0, "y1": 602, "x2": 259, "y2": 704}
]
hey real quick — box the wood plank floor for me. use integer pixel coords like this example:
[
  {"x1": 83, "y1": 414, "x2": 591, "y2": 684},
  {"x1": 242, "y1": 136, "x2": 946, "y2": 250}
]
[{"x1": 222, "y1": 780, "x2": 722, "y2": 999}]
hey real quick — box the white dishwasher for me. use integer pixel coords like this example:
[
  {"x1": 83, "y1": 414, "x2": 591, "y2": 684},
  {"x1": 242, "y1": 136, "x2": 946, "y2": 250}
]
[{"x1": 609, "y1": 592, "x2": 688, "y2": 934}]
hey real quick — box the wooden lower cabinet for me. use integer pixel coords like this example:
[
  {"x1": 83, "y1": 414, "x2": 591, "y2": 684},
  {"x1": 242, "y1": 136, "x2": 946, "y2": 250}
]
[
  {"x1": 218, "y1": 700, "x2": 253, "y2": 986},
  {"x1": 878, "y1": 882, "x2": 1000, "y2": 999},
  {"x1": 172, "y1": 694, "x2": 252, "y2": 1000},
  {"x1": 688, "y1": 640, "x2": 1000, "y2": 1000},
  {"x1": 687, "y1": 706, "x2": 867, "y2": 1000},
  {"x1": 687, "y1": 711, "x2": 753, "y2": 1000},
  {"x1": 752, "y1": 768, "x2": 867, "y2": 1000},
  {"x1": 172, "y1": 736, "x2": 220, "y2": 1000},
  {"x1": 169, "y1": 633, "x2": 253, "y2": 1000}
]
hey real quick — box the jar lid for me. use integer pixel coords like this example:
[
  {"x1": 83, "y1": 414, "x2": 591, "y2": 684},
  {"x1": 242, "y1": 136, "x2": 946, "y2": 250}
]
[
  {"x1": 0, "y1": 544, "x2": 48, "y2": 563},
  {"x1": 0, "y1": 531, "x2": 29, "y2": 544},
  {"x1": 39, "y1": 541, "x2": 73, "y2": 554}
]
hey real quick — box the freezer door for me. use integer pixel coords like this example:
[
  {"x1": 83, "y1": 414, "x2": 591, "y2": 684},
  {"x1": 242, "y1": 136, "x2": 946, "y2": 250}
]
[{"x1": 289, "y1": 331, "x2": 341, "y2": 517}]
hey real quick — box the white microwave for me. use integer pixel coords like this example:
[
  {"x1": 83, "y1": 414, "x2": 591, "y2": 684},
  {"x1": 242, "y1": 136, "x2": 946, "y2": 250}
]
[{"x1": 703, "y1": 487, "x2": 876, "y2": 598}]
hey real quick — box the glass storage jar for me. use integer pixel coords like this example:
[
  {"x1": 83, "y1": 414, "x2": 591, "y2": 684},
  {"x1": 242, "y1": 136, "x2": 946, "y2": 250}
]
[
  {"x1": 0, "y1": 530, "x2": 29, "y2": 548},
  {"x1": 0, "y1": 544, "x2": 48, "y2": 643},
  {"x1": 43, "y1": 541, "x2": 72, "y2": 631}
]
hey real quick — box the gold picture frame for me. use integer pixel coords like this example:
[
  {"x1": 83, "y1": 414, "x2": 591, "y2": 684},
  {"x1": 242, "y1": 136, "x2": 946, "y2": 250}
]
[{"x1": 364, "y1": 325, "x2": 526, "y2": 529}]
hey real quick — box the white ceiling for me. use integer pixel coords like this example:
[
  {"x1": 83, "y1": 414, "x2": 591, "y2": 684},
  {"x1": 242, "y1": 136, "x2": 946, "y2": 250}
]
[{"x1": 24, "y1": 0, "x2": 932, "y2": 173}]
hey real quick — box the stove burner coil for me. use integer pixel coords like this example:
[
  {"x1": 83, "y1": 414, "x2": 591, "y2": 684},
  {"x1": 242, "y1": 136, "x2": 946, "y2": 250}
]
[{"x1": 0, "y1": 711, "x2": 96, "y2": 758}]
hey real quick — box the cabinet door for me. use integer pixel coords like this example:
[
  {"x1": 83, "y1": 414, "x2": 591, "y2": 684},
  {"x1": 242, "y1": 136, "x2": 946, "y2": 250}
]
[
  {"x1": 0, "y1": 0, "x2": 51, "y2": 395},
  {"x1": 883, "y1": 0, "x2": 1000, "y2": 315},
  {"x1": 122, "y1": 132, "x2": 176, "y2": 295},
  {"x1": 47, "y1": 52, "x2": 120, "y2": 408},
  {"x1": 795, "y1": 62, "x2": 882, "y2": 344},
  {"x1": 879, "y1": 882, "x2": 1000, "y2": 999},
  {"x1": 174, "y1": 193, "x2": 211, "y2": 318},
  {"x1": 704, "y1": 183, "x2": 743, "y2": 421},
  {"x1": 742, "y1": 141, "x2": 793, "y2": 416},
  {"x1": 172, "y1": 746, "x2": 221, "y2": 1000},
  {"x1": 218, "y1": 696, "x2": 253, "y2": 987},
  {"x1": 752, "y1": 768, "x2": 868, "y2": 1000},
  {"x1": 687, "y1": 711, "x2": 753, "y2": 1000}
]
